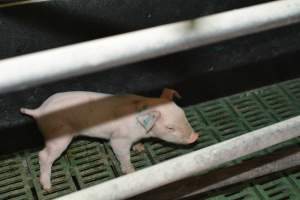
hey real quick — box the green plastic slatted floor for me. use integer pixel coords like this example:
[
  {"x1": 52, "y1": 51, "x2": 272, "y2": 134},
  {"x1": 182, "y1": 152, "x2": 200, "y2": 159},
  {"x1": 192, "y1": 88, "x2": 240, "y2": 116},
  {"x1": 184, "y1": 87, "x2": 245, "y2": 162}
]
[{"x1": 1, "y1": 78, "x2": 300, "y2": 200}]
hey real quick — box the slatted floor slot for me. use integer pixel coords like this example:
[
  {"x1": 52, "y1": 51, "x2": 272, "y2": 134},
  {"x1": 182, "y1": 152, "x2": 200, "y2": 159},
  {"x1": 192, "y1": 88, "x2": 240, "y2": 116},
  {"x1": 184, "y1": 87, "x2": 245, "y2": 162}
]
[
  {"x1": 103, "y1": 143, "x2": 153, "y2": 175},
  {"x1": 280, "y1": 79, "x2": 300, "y2": 105},
  {"x1": 144, "y1": 141, "x2": 185, "y2": 163},
  {"x1": 285, "y1": 168, "x2": 300, "y2": 189},
  {"x1": 255, "y1": 86, "x2": 299, "y2": 121},
  {"x1": 129, "y1": 150, "x2": 152, "y2": 171},
  {"x1": 224, "y1": 93, "x2": 273, "y2": 162},
  {"x1": 227, "y1": 93, "x2": 275, "y2": 130},
  {"x1": 265, "y1": 139, "x2": 300, "y2": 155},
  {"x1": 66, "y1": 140, "x2": 116, "y2": 189},
  {"x1": 184, "y1": 106, "x2": 207, "y2": 128},
  {"x1": 253, "y1": 175, "x2": 299, "y2": 200},
  {"x1": 205, "y1": 185, "x2": 260, "y2": 200},
  {"x1": 254, "y1": 86, "x2": 300, "y2": 152},
  {"x1": 0, "y1": 154, "x2": 33, "y2": 200},
  {"x1": 26, "y1": 150, "x2": 76, "y2": 200},
  {"x1": 195, "y1": 100, "x2": 247, "y2": 141}
]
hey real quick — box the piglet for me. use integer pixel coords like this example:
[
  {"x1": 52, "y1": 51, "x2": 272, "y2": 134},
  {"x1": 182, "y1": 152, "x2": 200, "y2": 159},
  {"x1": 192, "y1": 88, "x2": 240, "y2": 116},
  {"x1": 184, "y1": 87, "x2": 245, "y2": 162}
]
[{"x1": 20, "y1": 88, "x2": 199, "y2": 191}]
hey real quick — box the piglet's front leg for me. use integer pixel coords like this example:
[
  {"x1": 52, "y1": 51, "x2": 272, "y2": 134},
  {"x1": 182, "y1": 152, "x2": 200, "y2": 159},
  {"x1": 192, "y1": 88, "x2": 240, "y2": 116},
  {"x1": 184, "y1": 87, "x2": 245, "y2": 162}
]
[
  {"x1": 132, "y1": 143, "x2": 145, "y2": 153},
  {"x1": 110, "y1": 138, "x2": 135, "y2": 174}
]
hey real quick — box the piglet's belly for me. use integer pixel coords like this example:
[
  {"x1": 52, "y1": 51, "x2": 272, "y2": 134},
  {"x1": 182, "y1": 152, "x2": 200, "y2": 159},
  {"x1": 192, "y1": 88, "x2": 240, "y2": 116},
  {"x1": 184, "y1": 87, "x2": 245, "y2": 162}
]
[{"x1": 76, "y1": 123, "x2": 114, "y2": 140}]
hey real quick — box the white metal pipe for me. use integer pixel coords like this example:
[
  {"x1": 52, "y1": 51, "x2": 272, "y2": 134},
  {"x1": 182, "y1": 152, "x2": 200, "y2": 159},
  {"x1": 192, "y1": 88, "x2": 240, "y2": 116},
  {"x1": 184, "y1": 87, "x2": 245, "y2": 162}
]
[
  {"x1": 0, "y1": 0, "x2": 50, "y2": 8},
  {"x1": 1, "y1": 0, "x2": 300, "y2": 93},
  {"x1": 181, "y1": 150, "x2": 300, "y2": 199},
  {"x1": 55, "y1": 115, "x2": 300, "y2": 200}
]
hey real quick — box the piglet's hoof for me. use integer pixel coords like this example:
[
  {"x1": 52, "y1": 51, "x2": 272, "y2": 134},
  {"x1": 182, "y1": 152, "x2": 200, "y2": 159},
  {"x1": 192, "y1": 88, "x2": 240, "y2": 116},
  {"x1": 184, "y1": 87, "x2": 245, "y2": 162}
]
[
  {"x1": 122, "y1": 166, "x2": 135, "y2": 174},
  {"x1": 132, "y1": 143, "x2": 145, "y2": 153},
  {"x1": 40, "y1": 178, "x2": 52, "y2": 193},
  {"x1": 43, "y1": 186, "x2": 53, "y2": 193}
]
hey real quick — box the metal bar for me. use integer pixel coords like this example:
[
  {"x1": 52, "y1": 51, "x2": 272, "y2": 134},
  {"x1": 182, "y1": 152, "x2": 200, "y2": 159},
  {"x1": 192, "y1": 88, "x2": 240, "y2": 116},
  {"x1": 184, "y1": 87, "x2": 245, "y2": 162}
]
[
  {"x1": 0, "y1": 0, "x2": 50, "y2": 8},
  {"x1": 55, "y1": 115, "x2": 300, "y2": 200},
  {"x1": 128, "y1": 147, "x2": 300, "y2": 200},
  {"x1": 180, "y1": 150, "x2": 300, "y2": 199},
  {"x1": 1, "y1": 0, "x2": 300, "y2": 93}
]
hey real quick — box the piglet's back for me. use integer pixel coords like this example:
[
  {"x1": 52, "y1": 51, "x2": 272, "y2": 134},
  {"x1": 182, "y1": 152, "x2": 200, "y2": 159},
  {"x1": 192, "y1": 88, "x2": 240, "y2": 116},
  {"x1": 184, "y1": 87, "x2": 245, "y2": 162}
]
[{"x1": 34, "y1": 91, "x2": 148, "y2": 128}]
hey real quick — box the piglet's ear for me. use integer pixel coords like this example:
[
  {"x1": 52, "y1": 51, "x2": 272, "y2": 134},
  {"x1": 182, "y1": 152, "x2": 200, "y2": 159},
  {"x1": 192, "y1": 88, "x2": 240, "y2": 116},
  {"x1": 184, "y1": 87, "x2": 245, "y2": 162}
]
[
  {"x1": 160, "y1": 88, "x2": 182, "y2": 100},
  {"x1": 136, "y1": 111, "x2": 160, "y2": 133}
]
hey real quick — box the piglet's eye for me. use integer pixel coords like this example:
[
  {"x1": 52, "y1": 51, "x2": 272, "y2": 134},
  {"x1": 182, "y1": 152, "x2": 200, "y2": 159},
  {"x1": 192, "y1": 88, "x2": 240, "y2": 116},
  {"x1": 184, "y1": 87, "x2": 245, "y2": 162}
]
[{"x1": 166, "y1": 126, "x2": 175, "y2": 131}]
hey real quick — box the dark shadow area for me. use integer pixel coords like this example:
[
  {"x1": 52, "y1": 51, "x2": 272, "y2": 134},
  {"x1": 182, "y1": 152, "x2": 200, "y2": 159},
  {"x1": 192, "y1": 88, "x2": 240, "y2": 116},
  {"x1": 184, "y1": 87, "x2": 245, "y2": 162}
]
[
  {"x1": 141, "y1": 49, "x2": 300, "y2": 107},
  {"x1": 0, "y1": 121, "x2": 44, "y2": 154},
  {"x1": 0, "y1": 2, "x2": 121, "y2": 42}
]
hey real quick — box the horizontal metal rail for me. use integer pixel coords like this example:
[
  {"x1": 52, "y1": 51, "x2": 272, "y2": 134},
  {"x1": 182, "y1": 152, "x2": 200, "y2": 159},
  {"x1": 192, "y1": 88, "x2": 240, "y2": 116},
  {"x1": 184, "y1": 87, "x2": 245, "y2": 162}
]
[
  {"x1": 55, "y1": 115, "x2": 300, "y2": 200},
  {"x1": 0, "y1": 0, "x2": 300, "y2": 93},
  {"x1": 0, "y1": 0, "x2": 50, "y2": 8},
  {"x1": 130, "y1": 148, "x2": 300, "y2": 200},
  {"x1": 181, "y1": 150, "x2": 300, "y2": 199}
]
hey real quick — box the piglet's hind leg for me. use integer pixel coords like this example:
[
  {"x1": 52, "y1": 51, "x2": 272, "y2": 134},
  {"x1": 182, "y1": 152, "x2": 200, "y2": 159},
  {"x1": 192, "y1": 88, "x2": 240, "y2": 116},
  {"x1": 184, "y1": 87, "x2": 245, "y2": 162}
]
[{"x1": 39, "y1": 129, "x2": 73, "y2": 191}]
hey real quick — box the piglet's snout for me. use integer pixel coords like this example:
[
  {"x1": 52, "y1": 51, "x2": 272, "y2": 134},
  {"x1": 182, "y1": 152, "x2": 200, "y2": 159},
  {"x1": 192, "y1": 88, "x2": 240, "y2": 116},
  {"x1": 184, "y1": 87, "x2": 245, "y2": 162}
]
[{"x1": 187, "y1": 132, "x2": 199, "y2": 144}]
